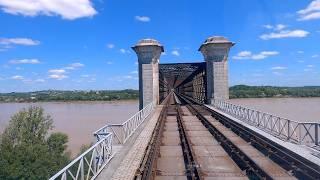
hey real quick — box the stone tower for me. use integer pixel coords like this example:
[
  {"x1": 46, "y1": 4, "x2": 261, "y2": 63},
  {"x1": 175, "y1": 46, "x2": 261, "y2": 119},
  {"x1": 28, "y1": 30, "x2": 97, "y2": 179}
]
[
  {"x1": 132, "y1": 39, "x2": 164, "y2": 110},
  {"x1": 199, "y1": 36, "x2": 234, "y2": 104}
]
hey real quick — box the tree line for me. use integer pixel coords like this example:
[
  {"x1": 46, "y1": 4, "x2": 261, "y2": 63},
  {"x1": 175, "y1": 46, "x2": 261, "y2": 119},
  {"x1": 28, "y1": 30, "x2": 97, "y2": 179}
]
[
  {"x1": 230, "y1": 85, "x2": 320, "y2": 98},
  {"x1": 1, "y1": 86, "x2": 320, "y2": 102},
  {"x1": 0, "y1": 89, "x2": 139, "y2": 102}
]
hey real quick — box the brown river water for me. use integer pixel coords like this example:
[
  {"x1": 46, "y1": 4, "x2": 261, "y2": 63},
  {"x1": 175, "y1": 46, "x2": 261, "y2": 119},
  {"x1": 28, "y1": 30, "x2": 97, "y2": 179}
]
[
  {"x1": 0, "y1": 98, "x2": 319, "y2": 155},
  {"x1": 0, "y1": 100, "x2": 139, "y2": 155}
]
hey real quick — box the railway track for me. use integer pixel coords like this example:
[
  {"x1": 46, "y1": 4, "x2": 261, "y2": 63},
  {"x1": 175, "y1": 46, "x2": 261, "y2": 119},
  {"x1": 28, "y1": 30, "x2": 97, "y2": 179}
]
[{"x1": 135, "y1": 93, "x2": 319, "y2": 180}]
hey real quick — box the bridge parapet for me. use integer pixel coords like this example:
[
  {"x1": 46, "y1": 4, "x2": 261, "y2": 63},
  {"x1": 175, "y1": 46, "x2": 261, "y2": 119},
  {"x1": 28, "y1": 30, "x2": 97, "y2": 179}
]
[
  {"x1": 211, "y1": 99, "x2": 320, "y2": 148},
  {"x1": 93, "y1": 102, "x2": 155, "y2": 144},
  {"x1": 49, "y1": 133, "x2": 113, "y2": 180},
  {"x1": 50, "y1": 102, "x2": 156, "y2": 180}
]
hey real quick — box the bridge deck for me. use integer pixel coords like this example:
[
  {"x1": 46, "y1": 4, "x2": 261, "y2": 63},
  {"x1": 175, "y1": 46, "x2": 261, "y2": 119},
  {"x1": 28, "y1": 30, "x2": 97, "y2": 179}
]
[{"x1": 95, "y1": 94, "x2": 320, "y2": 180}]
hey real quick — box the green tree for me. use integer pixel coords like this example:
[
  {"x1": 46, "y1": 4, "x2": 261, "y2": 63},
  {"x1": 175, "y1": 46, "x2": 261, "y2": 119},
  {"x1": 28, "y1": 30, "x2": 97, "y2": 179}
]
[{"x1": 0, "y1": 106, "x2": 70, "y2": 179}]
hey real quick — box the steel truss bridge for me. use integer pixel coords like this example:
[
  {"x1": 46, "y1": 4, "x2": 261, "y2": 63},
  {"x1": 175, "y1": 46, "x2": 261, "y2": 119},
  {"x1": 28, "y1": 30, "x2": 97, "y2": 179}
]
[
  {"x1": 49, "y1": 36, "x2": 320, "y2": 179},
  {"x1": 50, "y1": 92, "x2": 320, "y2": 180}
]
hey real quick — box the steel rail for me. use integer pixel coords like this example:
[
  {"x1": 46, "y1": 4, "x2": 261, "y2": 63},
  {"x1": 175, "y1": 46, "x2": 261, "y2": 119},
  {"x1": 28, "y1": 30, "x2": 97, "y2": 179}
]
[
  {"x1": 176, "y1": 104, "x2": 202, "y2": 179},
  {"x1": 178, "y1": 94, "x2": 273, "y2": 180},
  {"x1": 135, "y1": 93, "x2": 202, "y2": 179},
  {"x1": 134, "y1": 94, "x2": 170, "y2": 179},
  {"x1": 181, "y1": 94, "x2": 320, "y2": 179},
  {"x1": 208, "y1": 106, "x2": 320, "y2": 179}
]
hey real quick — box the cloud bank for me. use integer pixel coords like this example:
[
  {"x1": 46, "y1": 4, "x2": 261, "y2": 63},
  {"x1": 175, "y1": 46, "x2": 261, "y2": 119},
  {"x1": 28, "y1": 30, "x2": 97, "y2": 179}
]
[{"x1": 0, "y1": 0, "x2": 97, "y2": 20}]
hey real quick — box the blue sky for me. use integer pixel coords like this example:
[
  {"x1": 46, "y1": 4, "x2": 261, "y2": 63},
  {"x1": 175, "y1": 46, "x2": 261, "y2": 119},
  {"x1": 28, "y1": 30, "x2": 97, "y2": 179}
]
[{"x1": 0, "y1": 0, "x2": 319, "y2": 92}]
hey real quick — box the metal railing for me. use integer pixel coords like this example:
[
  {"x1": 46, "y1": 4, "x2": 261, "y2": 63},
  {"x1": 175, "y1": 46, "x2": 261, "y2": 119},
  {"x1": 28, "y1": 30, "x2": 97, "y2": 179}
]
[
  {"x1": 49, "y1": 133, "x2": 113, "y2": 180},
  {"x1": 50, "y1": 102, "x2": 156, "y2": 180},
  {"x1": 93, "y1": 102, "x2": 155, "y2": 144},
  {"x1": 211, "y1": 99, "x2": 320, "y2": 148}
]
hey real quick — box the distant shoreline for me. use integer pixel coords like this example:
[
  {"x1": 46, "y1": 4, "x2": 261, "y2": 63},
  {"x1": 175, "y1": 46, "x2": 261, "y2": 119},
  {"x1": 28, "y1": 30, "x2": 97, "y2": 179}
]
[
  {"x1": 0, "y1": 99, "x2": 139, "y2": 103},
  {"x1": 1, "y1": 85, "x2": 320, "y2": 102},
  {"x1": 2, "y1": 96, "x2": 320, "y2": 103}
]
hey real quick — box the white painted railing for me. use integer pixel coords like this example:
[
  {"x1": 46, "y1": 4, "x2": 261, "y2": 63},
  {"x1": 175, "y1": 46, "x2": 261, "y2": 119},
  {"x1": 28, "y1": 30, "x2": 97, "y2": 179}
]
[
  {"x1": 211, "y1": 99, "x2": 320, "y2": 148},
  {"x1": 49, "y1": 133, "x2": 113, "y2": 180},
  {"x1": 50, "y1": 102, "x2": 156, "y2": 180},
  {"x1": 93, "y1": 102, "x2": 155, "y2": 144}
]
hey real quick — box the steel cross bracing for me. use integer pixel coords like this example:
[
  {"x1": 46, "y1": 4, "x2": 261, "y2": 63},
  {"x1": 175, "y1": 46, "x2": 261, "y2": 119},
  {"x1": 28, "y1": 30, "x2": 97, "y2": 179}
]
[
  {"x1": 159, "y1": 63, "x2": 205, "y2": 88},
  {"x1": 159, "y1": 62, "x2": 207, "y2": 103}
]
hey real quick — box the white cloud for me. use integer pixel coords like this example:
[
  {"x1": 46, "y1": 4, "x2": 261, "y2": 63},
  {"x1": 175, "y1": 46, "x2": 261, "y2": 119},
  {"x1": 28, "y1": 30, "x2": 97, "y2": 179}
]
[
  {"x1": 11, "y1": 75, "x2": 24, "y2": 80},
  {"x1": 297, "y1": 60, "x2": 305, "y2": 63},
  {"x1": 119, "y1": 48, "x2": 130, "y2": 54},
  {"x1": 0, "y1": 0, "x2": 97, "y2": 20},
  {"x1": 297, "y1": 0, "x2": 320, "y2": 21},
  {"x1": 9, "y1": 58, "x2": 40, "y2": 64},
  {"x1": 171, "y1": 50, "x2": 180, "y2": 56},
  {"x1": 297, "y1": 51, "x2": 304, "y2": 54},
  {"x1": 263, "y1": 24, "x2": 273, "y2": 29},
  {"x1": 233, "y1": 51, "x2": 279, "y2": 60},
  {"x1": 64, "y1": 62, "x2": 84, "y2": 70},
  {"x1": 49, "y1": 74, "x2": 68, "y2": 80},
  {"x1": 48, "y1": 69, "x2": 66, "y2": 74},
  {"x1": 237, "y1": 51, "x2": 252, "y2": 57},
  {"x1": 260, "y1": 51, "x2": 279, "y2": 56},
  {"x1": 70, "y1": 62, "x2": 84, "y2": 68},
  {"x1": 275, "y1": 24, "x2": 287, "y2": 31},
  {"x1": 135, "y1": 15, "x2": 150, "y2": 22},
  {"x1": 271, "y1": 66, "x2": 287, "y2": 70},
  {"x1": 312, "y1": 54, "x2": 319, "y2": 58},
  {"x1": 107, "y1": 44, "x2": 114, "y2": 49},
  {"x1": 106, "y1": 61, "x2": 113, "y2": 65},
  {"x1": 130, "y1": 70, "x2": 138, "y2": 74},
  {"x1": 263, "y1": 24, "x2": 286, "y2": 31},
  {"x1": 307, "y1": 64, "x2": 315, "y2": 68},
  {"x1": 260, "y1": 30, "x2": 309, "y2": 40},
  {"x1": 0, "y1": 38, "x2": 40, "y2": 46}
]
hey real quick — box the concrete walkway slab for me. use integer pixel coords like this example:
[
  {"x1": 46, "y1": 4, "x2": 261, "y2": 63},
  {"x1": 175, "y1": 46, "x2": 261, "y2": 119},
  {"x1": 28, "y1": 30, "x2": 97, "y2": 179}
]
[{"x1": 96, "y1": 105, "x2": 163, "y2": 180}]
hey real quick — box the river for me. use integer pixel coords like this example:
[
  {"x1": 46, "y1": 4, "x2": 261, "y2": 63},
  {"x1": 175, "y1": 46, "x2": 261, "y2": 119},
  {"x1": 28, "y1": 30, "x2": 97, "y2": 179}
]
[
  {"x1": 0, "y1": 100, "x2": 139, "y2": 155},
  {"x1": 229, "y1": 97, "x2": 320, "y2": 123},
  {"x1": 1, "y1": 98, "x2": 319, "y2": 155}
]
